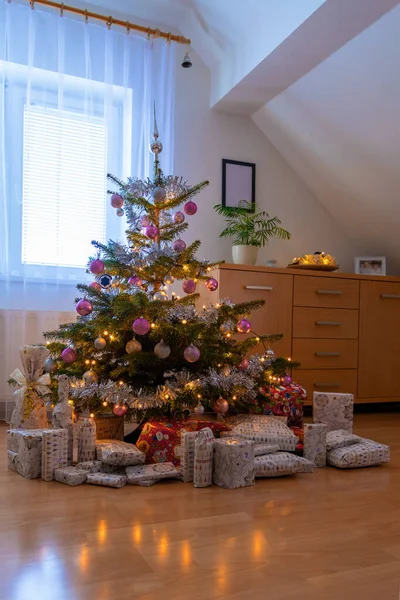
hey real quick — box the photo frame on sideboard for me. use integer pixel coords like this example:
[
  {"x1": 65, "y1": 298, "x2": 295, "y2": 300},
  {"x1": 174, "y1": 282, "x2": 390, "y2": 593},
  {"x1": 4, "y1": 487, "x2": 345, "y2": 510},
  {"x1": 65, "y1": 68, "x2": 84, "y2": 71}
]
[
  {"x1": 354, "y1": 256, "x2": 386, "y2": 276},
  {"x1": 222, "y1": 159, "x2": 256, "y2": 210}
]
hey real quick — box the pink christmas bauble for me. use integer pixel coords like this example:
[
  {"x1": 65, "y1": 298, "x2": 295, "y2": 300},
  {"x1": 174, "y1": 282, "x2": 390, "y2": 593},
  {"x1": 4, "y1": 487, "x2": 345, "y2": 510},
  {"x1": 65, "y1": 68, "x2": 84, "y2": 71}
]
[
  {"x1": 113, "y1": 404, "x2": 128, "y2": 417},
  {"x1": 140, "y1": 215, "x2": 150, "y2": 227},
  {"x1": 89, "y1": 259, "x2": 104, "y2": 275},
  {"x1": 184, "y1": 201, "x2": 197, "y2": 216},
  {"x1": 128, "y1": 275, "x2": 142, "y2": 286},
  {"x1": 145, "y1": 224, "x2": 159, "y2": 239},
  {"x1": 61, "y1": 347, "x2": 77, "y2": 364},
  {"x1": 89, "y1": 282, "x2": 101, "y2": 291},
  {"x1": 205, "y1": 277, "x2": 218, "y2": 292},
  {"x1": 173, "y1": 239, "x2": 186, "y2": 252},
  {"x1": 132, "y1": 317, "x2": 151, "y2": 336},
  {"x1": 183, "y1": 344, "x2": 200, "y2": 363},
  {"x1": 182, "y1": 279, "x2": 196, "y2": 294},
  {"x1": 237, "y1": 318, "x2": 251, "y2": 334},
  {"x1": 238, "y1": 359, "x2": 249, "y2": 371},
  {"x1": 76, "y1": 299, "x2": 93, "y2": 316},
  {"x1": 283, "y1": 375, "x2": 292, "y2": 385},
  {"x1": 214, "y1": 398, "x2": 229, "y2": 414},
  {"x1": 173, "y1": 211, "x2": 185, "y2": 224},
  {"x1": 110, "y1": 193, "x2": 124, "y2": 209}
]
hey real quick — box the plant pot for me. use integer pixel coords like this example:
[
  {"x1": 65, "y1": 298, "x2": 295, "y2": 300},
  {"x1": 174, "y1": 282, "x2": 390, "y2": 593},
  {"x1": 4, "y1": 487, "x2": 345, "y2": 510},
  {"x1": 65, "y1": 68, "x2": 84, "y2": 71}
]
[{"x1": 232, "y1": 245, "x2": 258, "y2": 265}]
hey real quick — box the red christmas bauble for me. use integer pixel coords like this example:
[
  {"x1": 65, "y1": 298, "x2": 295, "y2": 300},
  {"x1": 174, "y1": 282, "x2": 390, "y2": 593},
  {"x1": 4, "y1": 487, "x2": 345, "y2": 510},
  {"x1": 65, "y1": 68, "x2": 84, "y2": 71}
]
[
  {"x1": 237, "y1": 318, "x2": 251, "y2": 334},
  {"x1": 184, "y1": 201, "x2": 197, "y2": 215},
  {"x1": 205, "y1": 277, "x2": 218, "y2": 292},
  {"x1": 76, "y1": 299, "x2": 93, "y2": 316},
  {"x1": 113, "y1": 404, "x2": 128, "y2": 417},
  {"x1": 89, "y1": 259, "x2": 104, "y2": 275},
  {"x1": 110, "y1": 193, "x2": 124, "y2": 209},
  {"x1": 214, "y1": 398, "x2": 229, "y2": 414}
]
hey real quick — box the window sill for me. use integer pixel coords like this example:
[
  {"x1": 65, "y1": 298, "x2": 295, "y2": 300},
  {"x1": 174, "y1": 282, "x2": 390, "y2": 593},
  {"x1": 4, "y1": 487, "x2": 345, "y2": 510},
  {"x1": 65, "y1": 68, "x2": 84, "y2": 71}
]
[{"x1": 0, "y1": 274, "x2": 88, "y2": 286}]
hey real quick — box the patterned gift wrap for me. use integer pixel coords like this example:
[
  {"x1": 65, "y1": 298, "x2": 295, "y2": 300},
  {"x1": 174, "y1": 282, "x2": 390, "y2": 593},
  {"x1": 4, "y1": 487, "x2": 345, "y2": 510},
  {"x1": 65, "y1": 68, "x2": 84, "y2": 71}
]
[
  {"x1": 75, "y1": 460, "x2": 103, "y2": 473},
  {"x1": 96, "y1": 440, "x2": 145, "y2": 466},
  {"x1": 313, "y1": 392, "x2": 354, "y2": 433},
  {"x1": 54, "y1": 466, "x2": 88, "y2": 486},
  {"x1": 126, "y1": 462, "x2": 180, "y2": 485},
  {"x1": 99, "y1": 463, "x2": 126, "y2": 474},
  {"x1": 292, "y1": 455, "x2": 315, "y2": 473},
  {"x1": 326, "y1": 429, "x2": 362, "y2": 452},
  {"x1": 7, "y1": 451, "x2": 18, "y2": 471},
  {"x1": 253, "y1": 443, "x2": 280, "y2": 456},
  {"x1": 7, "y1": 429, "x2": 48, "y2": 479},
  {"x1": 77, "y1": 417, "x2": 97, "y2": 462},
  {"x1": 181, "y1": 427, "x2": 214, "y2": 483},
  {"x1": 193, "y1": 430, "x2": 215, "y2": 488},
  {"x1": 86, "y1": 472, "x2": 127, "y2": 488},
  {"x1": 230, "y1": 420, "x2": 298, "y2": 451},
  {"x1": 42, "y1": 429, "x2": 68, "y2": 482},
  {"x1": 304, "y1": 423, "x2": 327, "y2": 468},
  {"x1": 327, "y1": 438, "x2": 390, "y2": 469},
  {"x1": 254, "y1": 452, "x2": 299, "y2": 478},
  {"x1": 213, "y1": 438, "x2": 255, "y2": 489},
  {"x1": 136, "y1": 420, "x2": 231, "y2": 467},
  {"x1": 264, "y1": 382, "x2": 306, "y2": 428}
]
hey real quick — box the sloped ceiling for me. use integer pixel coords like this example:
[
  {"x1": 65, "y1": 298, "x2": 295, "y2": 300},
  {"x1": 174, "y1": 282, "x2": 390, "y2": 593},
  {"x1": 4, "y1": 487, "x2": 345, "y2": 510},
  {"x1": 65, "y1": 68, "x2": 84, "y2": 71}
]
[{"x1": 253, "y1": 4, "x2": 400, "y2": 272}]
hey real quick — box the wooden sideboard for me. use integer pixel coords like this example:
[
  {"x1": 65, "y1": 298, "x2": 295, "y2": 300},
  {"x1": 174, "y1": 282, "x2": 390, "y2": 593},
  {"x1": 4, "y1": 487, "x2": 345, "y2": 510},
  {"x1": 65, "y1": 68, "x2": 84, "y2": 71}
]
[{"x1": 200, "y1": 264, "x2": 400, "y2": 405}]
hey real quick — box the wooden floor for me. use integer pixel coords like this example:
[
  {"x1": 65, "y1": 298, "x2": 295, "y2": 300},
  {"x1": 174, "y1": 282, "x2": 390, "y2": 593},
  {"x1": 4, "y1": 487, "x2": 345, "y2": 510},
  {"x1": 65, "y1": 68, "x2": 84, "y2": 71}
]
[{"x1": 1, "y1": 415, "x2": 399, "y2": 600}]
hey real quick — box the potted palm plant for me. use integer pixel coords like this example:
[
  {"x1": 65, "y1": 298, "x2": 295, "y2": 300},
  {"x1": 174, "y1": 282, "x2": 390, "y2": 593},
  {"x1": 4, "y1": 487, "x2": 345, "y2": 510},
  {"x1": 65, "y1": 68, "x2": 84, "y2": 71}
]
[{"x1": 214, "y1": 201, "x2": 291, "y2": 265}]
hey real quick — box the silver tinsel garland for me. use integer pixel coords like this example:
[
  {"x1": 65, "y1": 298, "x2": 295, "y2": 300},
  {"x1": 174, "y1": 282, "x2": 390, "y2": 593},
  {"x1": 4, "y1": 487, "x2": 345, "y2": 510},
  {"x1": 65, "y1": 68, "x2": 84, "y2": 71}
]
[{"x1": 198, "y1": 368, "x2": 257, "y2": 400}]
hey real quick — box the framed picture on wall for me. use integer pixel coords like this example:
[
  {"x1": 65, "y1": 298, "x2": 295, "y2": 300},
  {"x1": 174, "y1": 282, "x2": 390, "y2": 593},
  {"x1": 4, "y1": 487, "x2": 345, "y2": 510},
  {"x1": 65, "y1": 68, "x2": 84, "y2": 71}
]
[
  {"x1": 222, "y1": 159, "x2": 255, "y2": 210},
  {"x1": 355, "y1": 256, "x2": 386, "y2": 276}
]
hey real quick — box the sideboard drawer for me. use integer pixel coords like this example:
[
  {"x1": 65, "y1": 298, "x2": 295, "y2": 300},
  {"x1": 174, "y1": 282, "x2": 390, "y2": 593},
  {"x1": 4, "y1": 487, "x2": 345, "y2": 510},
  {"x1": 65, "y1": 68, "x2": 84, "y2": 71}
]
[
  {"x1": 293, "y1": 307, "x2": 359, "y2": 339},
  {"x1": 296, "y1": 369, "x2": 358, "y2": 403},
  {"x1": 294, "y1": 276, "x2": 359, "y2": 309},
  {"x1": 293, "y1": 339, "x2": 358, "y2": 369}
]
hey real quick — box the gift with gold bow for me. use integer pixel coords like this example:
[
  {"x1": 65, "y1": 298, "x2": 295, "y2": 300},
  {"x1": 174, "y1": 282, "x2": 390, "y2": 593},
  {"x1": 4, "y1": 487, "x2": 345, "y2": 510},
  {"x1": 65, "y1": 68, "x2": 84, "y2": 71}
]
[{"x1": 9, "y1": 345, "x2": 52, "y2": 429}]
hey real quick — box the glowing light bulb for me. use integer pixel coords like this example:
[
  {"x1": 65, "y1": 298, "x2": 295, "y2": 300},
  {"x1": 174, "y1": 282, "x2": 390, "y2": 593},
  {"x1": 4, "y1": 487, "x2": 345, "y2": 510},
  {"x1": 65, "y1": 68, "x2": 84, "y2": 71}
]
[
  {"x1": 151, "y1": 323, "x2": 156, "y2": 328},
  {"x1": 182, "y1": 319, "x2": 187, "y2": 325},
  {"x1": 90, "y1": 413, "x2": 94, "y2": 418},
  {"x1": 203, "y1": 305, "x2": 206, "y2": 309},
  {"x1": 103, "y1": 330, "x2": 108, "y2": 336},
  {"x1": 197, "y1": 394, "x2": 202, "y2": 399},
  {"x1": 109, "y1": 335, "x2": 114, "y2": 341},
  {"x1": 207, "y1": 267, "x2": 212, "y2": 272},
  {"x1": 256, "y1": 337, "x2": 260, "y2": 342},
  {"x1": 119, "y1": 381, "x2": 124, "y2": 386},
  {"x1": 287, "y1": 357, "x2": 292, "y2": 362},
  {"x1": 85, "y1": 360, "x2": 90, "y2": 365},
  {"x1": 232, "y1": 395, "x2": 237, "y2": 400},
  {"x1": 91, "y1": 360, "x2": 96, "y2": 365},
  {"x1": 68, "y1": 400, "x2": 74, "y2": 405},
  {"x1": 226, "y1": 333, "x2": 231, "y2": 338},
  {"x1": 102, "y1": 401, "x2": 108, "y2": 407}
]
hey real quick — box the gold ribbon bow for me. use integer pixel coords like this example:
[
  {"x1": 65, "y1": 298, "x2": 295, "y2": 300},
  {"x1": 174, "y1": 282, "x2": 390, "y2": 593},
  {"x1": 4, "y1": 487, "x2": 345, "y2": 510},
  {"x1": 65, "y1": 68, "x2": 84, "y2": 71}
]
[{"x1": 10, "y1": 368, "x2": 51, "y2": 418}]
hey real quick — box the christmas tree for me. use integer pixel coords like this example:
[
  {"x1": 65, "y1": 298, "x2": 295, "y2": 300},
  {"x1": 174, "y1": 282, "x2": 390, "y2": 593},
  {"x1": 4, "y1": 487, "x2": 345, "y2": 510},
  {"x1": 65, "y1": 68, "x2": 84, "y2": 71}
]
[{"x1": 44, "y1": 112, "x2": 296, "y2": 424}]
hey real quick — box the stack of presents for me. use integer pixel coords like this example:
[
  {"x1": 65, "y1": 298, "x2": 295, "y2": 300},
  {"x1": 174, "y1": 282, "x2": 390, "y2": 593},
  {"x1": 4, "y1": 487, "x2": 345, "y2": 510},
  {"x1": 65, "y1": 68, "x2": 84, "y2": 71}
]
[{"x1": 7, "y1": 377, "x2": 390, "y2": 490}]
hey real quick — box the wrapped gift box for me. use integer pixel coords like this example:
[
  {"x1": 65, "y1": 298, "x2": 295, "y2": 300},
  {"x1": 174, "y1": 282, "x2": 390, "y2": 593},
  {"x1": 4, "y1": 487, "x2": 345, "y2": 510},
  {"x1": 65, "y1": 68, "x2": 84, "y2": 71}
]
[
  {"x1": 126, "y1": 462, "x2": 180, "y2": 485},
  {"x1": 253, "y1": 443, "x2": 280, "y2": 456},
  {"x1": 42, "y1": 429, "x2": 68, "y2": 482},
  {"x1": 96, "y1": 440, "x2": 145, "y2": 466},
  {"x1": 229, "y1": 420, "x2": 298, "y2": 451},
  {"x1": 255, "y1": 452, "x2": 299, "y2": 478},
  {"x1": 181, "y1": 427, "x2": 214, "y2": 483},
  {"x1": 136, "y1": 420, "x2": 230, "y2": 467},
  {"x1": 213, "y1": 438, "x2": 254, "y2": 489},
  {"x1": 7, "y1": 429, "x2": 48, "y2": 479},
  {"x1": 87, "y1": 472, "x2": 127, "y2": 488},
  {"x1": 327, "y1": 438, "x2": 390, "y2": 469},
  {"x1": 304, "y1": 423, "x2": 327, "y2": 468},
  {"x1": 76, "y1": 460, "x2": 103, "y2": 473},
  {"x1": 313, "y1": 392, "x2": 354, "y2": 433},
  {"x1": 54, "y1": 466, "x2": 88, "y2": 486},
  {"x1": 264, "y1": 382, "x2": 306, "y2": 428},
  {"x1": 326, "y1": 430, "x2": 362, "y2": 452},
  {"x1": 193, "y1": 430, "x2": 214, "y2": 488}
]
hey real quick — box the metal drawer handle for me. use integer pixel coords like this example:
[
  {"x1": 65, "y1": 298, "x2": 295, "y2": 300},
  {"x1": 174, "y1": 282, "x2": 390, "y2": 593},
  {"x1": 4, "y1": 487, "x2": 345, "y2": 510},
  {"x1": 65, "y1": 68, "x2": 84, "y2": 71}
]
[
  {"x1": 315, "y1": 321, "x2": 341, "y2": 326},
  {"x1": 314, "y1": 382, "x2": 340, "y2": 388},
  {"x1": 316, "y1": 290, "x2": 342, "y2": 295},
  {"x1": 381, "y1": 294, "x2": 400, "y2": 299},
  {"x1": 315, "y1": 352, "x2": 341, "y2": 357},
  {"x1": 244, "y1": 285, "x2": 273, "y2": 291}
]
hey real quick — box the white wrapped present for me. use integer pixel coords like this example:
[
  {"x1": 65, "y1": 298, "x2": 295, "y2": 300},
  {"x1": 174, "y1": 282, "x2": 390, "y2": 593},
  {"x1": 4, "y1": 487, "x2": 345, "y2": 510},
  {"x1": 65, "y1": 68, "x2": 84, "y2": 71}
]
[
  {"x1": 52, "y1": 375, "x2": 74, "y2": 464},
  {"x1": 54, "y1": 466, "x2": 88, "y2": 486},
  {"x1": 77, "y1": 416, "x2": 97, "y2": 462},
  {"x1": 181, "y1": 427, "x2": 214, "y2": 483},
  {"x1": 304, "y1": 423, "x2": 327, "y2": 468},
  {"x1": 313, "y1": 392, "x2": 354, "y2": 433},
  {"x1": 126, "y1": 462, "x2": 180, "y2": 485},
  {"x1": 327, "y1": 438, "x2": 390, "y2": 469},
  {"x1": 292, "y1": 455, "x2": 315, "y2": 473},
  {"x1": 255, "y1": 452, "x2": 298, "y2": 478},
  {"x1": 326, "y1": 429, "x2": 362, "y2": 452},
  {"x1": 96, "y1": 440, "x2": 146, "y2": 466},
  {"x1": 253, "y1": 443, "x2": 280, "y2": 456},
  {"x1": 213, "y1": 438, "x2": 254, "y2": 489},
  {"x1": 228, "y1": 420, "x2": 298, "y2": 451},
  {"x1": 75, "y1": 460, "x2": 102, "y2": 473},
  {"x1": 7, "y1": 428, "x2": 48, "y2": 479},
  {"x1": 7, "y1": 451, "x2": 18, "y2": 471},
  {"x1": 42, "y1": 429, "x2": 68, "y2": 481},
  {"x1": 9, "y1": 345, "x2": 50, "y2": 430},
  {"x1": 87, "y1": 472, "x2": 127, "y2": 488},
  {"x1": 193, "y1": 429, "x2": 214, "y2": 488}
]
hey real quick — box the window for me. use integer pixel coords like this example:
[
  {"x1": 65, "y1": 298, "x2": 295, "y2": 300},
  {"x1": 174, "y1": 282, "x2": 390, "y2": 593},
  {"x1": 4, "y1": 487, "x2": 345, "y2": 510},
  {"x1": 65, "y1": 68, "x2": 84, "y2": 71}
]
[{"x1": 22, "y1": 105, "x2": 107, "y2": 268}]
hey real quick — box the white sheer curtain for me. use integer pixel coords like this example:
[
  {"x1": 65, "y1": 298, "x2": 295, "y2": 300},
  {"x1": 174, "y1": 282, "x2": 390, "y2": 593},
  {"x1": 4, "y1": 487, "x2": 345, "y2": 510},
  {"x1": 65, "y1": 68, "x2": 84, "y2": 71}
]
[{"x1": 0, "y1": 0, "x2": 175, "y2": 419}]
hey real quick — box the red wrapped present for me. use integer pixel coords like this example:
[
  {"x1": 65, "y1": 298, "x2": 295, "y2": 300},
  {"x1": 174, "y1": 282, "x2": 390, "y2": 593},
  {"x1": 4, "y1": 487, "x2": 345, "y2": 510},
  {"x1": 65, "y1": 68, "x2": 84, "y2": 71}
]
[
  {"x1": 265, "y1": 382, "x2": 306, "y2": 428},
  {"x1": 136, "y1": 419, "x2": 231, "y2": 466},
  {"x1": 290, "y1": 426, "x2": 304, "y2": 454}
]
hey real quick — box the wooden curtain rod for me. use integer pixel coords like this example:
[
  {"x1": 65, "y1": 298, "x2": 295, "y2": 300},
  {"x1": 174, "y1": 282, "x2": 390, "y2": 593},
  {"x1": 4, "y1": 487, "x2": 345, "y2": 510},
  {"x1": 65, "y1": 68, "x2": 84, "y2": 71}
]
[{"x1": 23, "y1": 0, "x2": 191, "y2": 45}]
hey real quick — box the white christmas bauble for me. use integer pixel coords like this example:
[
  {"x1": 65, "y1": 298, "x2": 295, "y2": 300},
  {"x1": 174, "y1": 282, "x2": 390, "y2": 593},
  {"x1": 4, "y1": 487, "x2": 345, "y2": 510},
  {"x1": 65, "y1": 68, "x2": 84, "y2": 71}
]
[
  {"x1": 164, "y1": 274, "x2": 174, "y2": 285},
  {"x1": 219, "y1": 322, "x2": 231, "y2": 334},
  {"x1": 94, "y1": 337, "x2": 106, "y2": 349},
  {"x1": 153, "y1": 290, "x2": 168, "y2": 301},
  {"x1": 126, "y1": 339, "x2": 142, "y2": 354},
  {"x1": 83, "y1": 370, "x2": 98, "y2": 385},
  {"x1": 154, "y1": 340, "x2": 171, "y2": 359},
  {"x1": 194, "y1": 403, "x2": 205, "y2": 415}
]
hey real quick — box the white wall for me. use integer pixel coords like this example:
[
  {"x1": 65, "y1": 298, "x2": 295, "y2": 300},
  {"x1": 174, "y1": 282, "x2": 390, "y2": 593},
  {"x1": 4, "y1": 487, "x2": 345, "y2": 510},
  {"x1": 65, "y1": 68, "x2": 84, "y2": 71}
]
[{"x1": 174, "y1": 50, "x2": 358, "y2": 271}]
